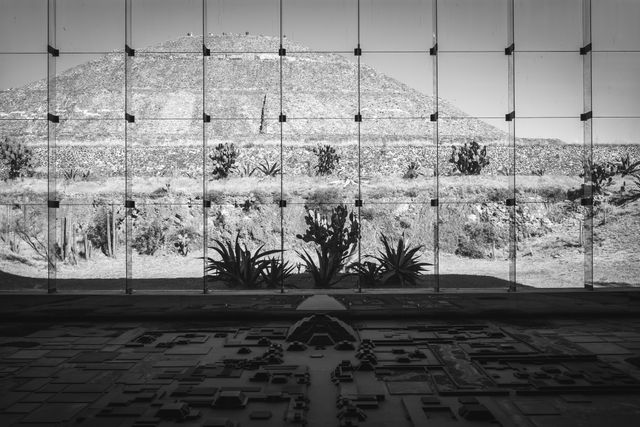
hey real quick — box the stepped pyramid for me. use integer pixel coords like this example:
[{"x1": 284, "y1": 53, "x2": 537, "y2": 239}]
[{"x1": 0, "y1": 34, "x2": 505, "y2": 144}]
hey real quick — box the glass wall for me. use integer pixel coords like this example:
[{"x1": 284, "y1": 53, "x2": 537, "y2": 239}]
[{"x1": 0, "y1": 0, "x2": 637, "y2": 292}]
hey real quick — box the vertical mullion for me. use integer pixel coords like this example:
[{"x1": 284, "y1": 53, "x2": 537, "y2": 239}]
[
  {"x1": 582, "y1": 0, "x2": 594, "y2": 290},
  {"x1": 279, "y1": 0, "x2": 285, "y2": 293},
  {"x1": 432, "y1": 0, "x2": 439, "y2": 293},
  {"x1": 507, "y1": 0, "x2": 517, "y2": 292},
  {"x1": 125, "y1": 0, "x2": 133, "y2": 294},
  {"x1": 357, "y1": 0, "x2": 362, "y2": 293},
  {"x1": 47, "y1": 0, "x2": 57, "y2": 293},
  {"x1": 202, "y1": 0, "x2": 209, "y2": 294}
]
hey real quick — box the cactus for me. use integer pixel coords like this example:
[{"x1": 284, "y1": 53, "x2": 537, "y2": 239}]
[
  {"x1": 259, "y1": 94, "x2": 267, "y2": 134},
  {"x1": 209, "y1": 143, "x2": 239, "y2": 179},
  {"x1": 87, "y1": 206, "x2": 118, "y2": 258},
  {"x1": 448, "y1": 140, "x2": 489, "y2": 175},
  {"x1": 0, "y1": 137, "x2": 34, "y2": 180},
  {"x1": 296, "y1": 204, "x2": 359, "y2": 288},
  {"x1": 312, "y1": 144, "x2": 340, "y2": 176}
]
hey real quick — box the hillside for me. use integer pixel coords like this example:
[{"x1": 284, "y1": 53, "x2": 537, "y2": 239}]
[{"x1": 0, "y1": 34, "x2": 505, "y2": 143}]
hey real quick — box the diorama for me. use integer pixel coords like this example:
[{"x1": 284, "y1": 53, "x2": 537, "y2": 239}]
[{"x1": 0, "y1": 0, "x2": 638, "y2": 292}]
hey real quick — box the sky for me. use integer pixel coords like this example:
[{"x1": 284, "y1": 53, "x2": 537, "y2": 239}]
[{"x1": 0, "y1": 0, "x2": 639, "y2": 143}]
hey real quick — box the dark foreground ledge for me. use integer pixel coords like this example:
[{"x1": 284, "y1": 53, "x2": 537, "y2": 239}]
[{"x1": 0, "y1": 289, "x2": 639, "y2": 321}]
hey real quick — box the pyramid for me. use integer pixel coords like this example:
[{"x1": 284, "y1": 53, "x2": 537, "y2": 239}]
[{"x1": 0, "y1": 34, "x2": 505, "y2": 144}]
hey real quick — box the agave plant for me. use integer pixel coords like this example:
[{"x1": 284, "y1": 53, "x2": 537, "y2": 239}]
[
  {"x1": 374, "y1": 234, "x2": 431, "y2": 287},
  {"x1": 260, "y1": 257, "x2": 294, "y2": 288},
  {"x1": 402, "y1": 162, "x2": 421, "y2": 179},
  {"x1": 255, "y1": 159, "x2": 281, "y2": 177},
  {"x1": 204, "y1": 235, "x2": 279, "y2": 288},
  {"x1": 297, "y1": 246, "x2": 350, "y2": 288},
  {"x1": 63, "y1": 168, "x2": 91, "y2": 181},
  {"x1": 348, "y1": 260, "x2": 383, "y2": 288},
  {"x1": 240, "y1": 162, "x2": 256, "y2": 177}
]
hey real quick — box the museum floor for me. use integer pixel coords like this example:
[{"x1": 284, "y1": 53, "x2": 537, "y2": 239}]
[{"x1": 1, "y1": 291, "x2": 640, "y2": 426}]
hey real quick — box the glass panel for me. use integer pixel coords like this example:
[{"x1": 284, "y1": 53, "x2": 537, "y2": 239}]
[
  {"x1": 206, "y1": 0, "x2": 279, "y2": 52},
  {"x1": 57, "y1": 0, "x2": 124, "y2": 52},
  {"x1": 54, "y1": 203, "x2": 126, "y2": 291},
  {"x1": 592, "y1": 118, "x2": 640, "y2": 287},
  {"x1": 438, "y1": 0, "x2": 508, "y2": 52},
  {"x1": 592, "y1": 0, "x2": 640, "y2": 52},
  {"x1": 129, "y1": 119, "x2": 203, "y2": 202},
  {"x1": 360, "y1": 53, "x2": 433, "y2": 119},
  {"x1": 205, "y1": 53, "x2": 279, "y2": 119},
  {"x1": 515, "y1": 118, "x2": 583, "y2": 204},
  {"x1": 438, "y1": 118, "x2": 511, "y2": 204},
  {"x1": 360, "y1": 0, "x2": 433, "y2": 52},
  {"x1": 283, "y1": 119, "x2": 358, "y2": 203},
  {"x1": 0, "y1": 0, "x2": 47, "y2": 53},
  {"x1": 206, "y1": 119, "x2": 281, "y2": 205},
  {"x1": 0, "y1": 54, "x2": 47, "y2": 119},
  {"x1": 438, "y1": 202, "x2": 511, "y2": 289},
  {"x1": 0, "y1": 120, "x2": 48, "y2": 204},
  {"x1": 131, "y1": 53, "x2": 203, "y2": 120},
  {"x1": 54, "y1": 54, "x2": 124, "y2": 119},
  {"x1": 131, "y1": 203, "x2": 204, "y2": 290},
  {"x1": 282, "y1": 0, "x2": 357, "y2": 52},
  {"x1": 55, "y1": 120, "x2": 125, "y2": 204},
  {"x1": 594, "y1": 118, "x2": 640, "y2": 145},
  {"x1": 132, "y1": 0, "x2": 202, "y2": 53},
  {"x1": 514, "y1": 0, "x2": 582, "y2": 51},
  {"x1": 358, "y1": 202, "x2": 435, "y2": 289},
  {"x1": 284, "y1": 202, "x2": 359, "y2": 290},
  {"x1": 515, "y1": 53, "x2": 582, "y2": 118},
  {"x1": 439, "y1": 53, "x2": 508, "y2": 118},
  {"x1": 594, "y1": 198, "x2": 640, "y2": 288},
  {"x1": 206, "y1": 202, "x2": 283, "y2": 290},
  {"x1": 593, "y1": 52, "x2": 640, "y2": 117},
  {"x1": 283, "y1": 53, "x2": 357, "y2": 119},
  {"x1": 360, "y1": 118, "x2": 435, "y2": 203},
  {"x1": 0, "y1": 204, "x2": 49, "y2": 290},
  {"x1": 516, "y1": 202, "x2": 585, "y2": 289}
]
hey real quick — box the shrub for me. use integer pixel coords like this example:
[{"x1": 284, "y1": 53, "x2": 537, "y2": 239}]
[
  {"x1": 209, "y1": 143, "x2": 239, "y2": 179},
  {"x1": 305, "y1": 187, "x2": 343, "y2": 216},
  {"x1": 132, "y1": 221, "x2": 165, "y2": 255},
  {"x1": 204, "y1": 235, "x2": 279, "y2": 288},
  {"x1": 236, "y1": 196, "x2": 259, "y2": 213},
  {"x1": 486, "y1": 187, "x2": 513, "y2": 203},
  {"x1": 0, "y1": 137, "x2": 34, "y2": 180},
  {"x1": 360, "y1": 207, "x2": 375, "y2": 221},
  {"x1": 455, "y1": 222, "x2": 501, "y2": 259},
  {"x1": 530, "y1": 168, "x2": 545, "y2": 176},
  {"x1": 260, "y1": 257, "x2": 294, "y2": 288},
  {"x1": 296, "y1": 204, "x2": 359, "y2": 287},
  {"x1": 312, "y1": 144, "x2": 339, "y2": 176},
  {"x1": 538, "y1": 186, "x2": 566, "y2": 203},
  {"x1": 373, "y1": 234, "x2": 430, "y2": 287},
  {"x1": 403, "y1": 162, "x2": 421, "y2": 179},
  {"x1": 12, "y1": 206, "x2": 49, "y2": 266},
  {"x1": 449, "y1": 140, "x2": 489, "y2": 175},
  {"x1": 169, "y1": 225, "x2": 199, "y2": 256},
  {"x1": 208, "y1": 189, "x2": 226, "y2": 205}
]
